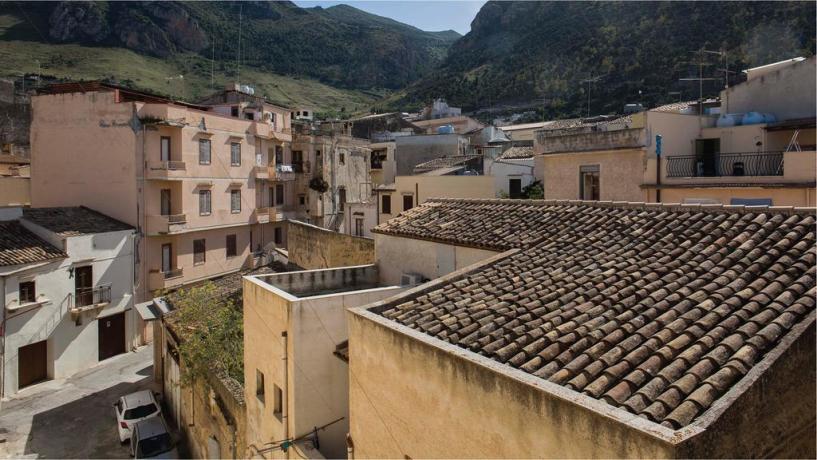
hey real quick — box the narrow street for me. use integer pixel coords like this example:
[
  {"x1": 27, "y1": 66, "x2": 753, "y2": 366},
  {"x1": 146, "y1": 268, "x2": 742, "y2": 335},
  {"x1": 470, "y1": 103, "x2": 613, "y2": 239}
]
[{"x1": 0, "y1": 346, "x2": 155, "y2": 459}]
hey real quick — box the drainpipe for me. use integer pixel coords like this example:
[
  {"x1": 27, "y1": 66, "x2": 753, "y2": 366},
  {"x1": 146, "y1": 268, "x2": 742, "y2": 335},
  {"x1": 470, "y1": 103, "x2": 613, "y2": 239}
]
[
  {"x1": 655, "y1": 134, "x2": 662, "y2": 203},
  {"x1": 281, "y1": 331, "x2": 289, "y2": 445}
]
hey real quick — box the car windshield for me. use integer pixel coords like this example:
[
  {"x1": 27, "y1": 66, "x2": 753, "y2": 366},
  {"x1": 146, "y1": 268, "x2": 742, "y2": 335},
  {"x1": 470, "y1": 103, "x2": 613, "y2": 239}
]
[
  {"x1": 137, "y1": 433, "x2": 173, "y2": 458},
  {"x1": 124, "y1": 403, "x2": 157, "y2": 420}
]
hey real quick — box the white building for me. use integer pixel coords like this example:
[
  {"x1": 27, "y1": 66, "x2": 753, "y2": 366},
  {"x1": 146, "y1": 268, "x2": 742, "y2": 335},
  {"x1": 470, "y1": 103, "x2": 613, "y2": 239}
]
[
  {"x1": 1, "y1": 206, "x2": 136, "y2": 397},
  {"x1": 487, "y1": 146, "x2": 537, "y2": 198}
]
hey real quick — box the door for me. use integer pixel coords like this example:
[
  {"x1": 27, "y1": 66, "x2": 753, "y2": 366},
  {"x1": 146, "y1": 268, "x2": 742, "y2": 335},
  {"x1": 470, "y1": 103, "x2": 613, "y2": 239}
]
[
  {"x1": 695, "y1": 138, "x2": 720, "y2": 176},
  {"x1": 75, "y1": 265, "x2": 93, "y2": 307},
  {"x1": 509, "y1": 178, "x2": 522, "y2": 198},
  {"x1": 160, "y1": 137, "x2": 171, "y2": 162},
  {"x1": 98, "y1": 312, "x2": 126, "y2": 361},
  {"x1": 160, "y1": 189, "x2": 171, "y2": 216},
  {"x1": 18, "y1": 340, "x2": 48, "y2": 388},
  {"x1": 161, "y1": 244, "x2": 172, "y2": 273},
  {"x1": 164, "y1": 344, "x2": 182, "y2": 427}
]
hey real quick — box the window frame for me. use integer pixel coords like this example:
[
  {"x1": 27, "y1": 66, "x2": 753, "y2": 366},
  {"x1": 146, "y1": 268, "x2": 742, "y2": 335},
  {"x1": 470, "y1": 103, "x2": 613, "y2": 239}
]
[
  {"x1": 402, "y1": 194, "x2": 414, "y2": 212},
  {"x1": 579, "y1": 164, "x2": 601, "y2": 201},
  {"x1": 226, "y1": 234, "x2": 237, "y2": 258},
  {"x1": 19, "y1": 280, "x2": 36, "y2": 304},
  {"x1": 230, "y1": 189, "x2": 241, "y2": 214},
  {"x1": 199, "y1": 190, "x2": 212, "y2": 216},
  {"x1": 273, "y1": 384, "x2": 283, "y2": 421},
  {"x1": 381, "y1": 195, "x2": 391, "y2": 214},
  {"x1": 199, "y1": 139, "x2": 211, "y2": 165},
  {"x1": 256, "y1": 369, "x2": 265, "y2": 404},
  {"x1": 230, "y1": 142, "x2": 241, "y2": 166},
  {"x1": 275, "y1": 184, "x2": 285, "y2": 206},
  {"x1": 193, "y1": 239, "x2": 206, "y2": 265}
]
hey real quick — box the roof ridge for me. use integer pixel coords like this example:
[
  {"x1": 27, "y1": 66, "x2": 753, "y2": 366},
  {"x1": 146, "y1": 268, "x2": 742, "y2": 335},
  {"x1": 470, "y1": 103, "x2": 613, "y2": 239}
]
[{"x1": 421, "y1": 197, "x2": 816, "y2": 216}]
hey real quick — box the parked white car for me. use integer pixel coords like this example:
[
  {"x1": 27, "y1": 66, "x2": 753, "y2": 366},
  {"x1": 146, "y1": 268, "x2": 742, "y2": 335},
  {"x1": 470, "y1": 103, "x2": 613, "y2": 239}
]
[
  {"x1": 130, "y1": 416, "x2": 178, "y2": 459},
  {"x1": 114, "y1": 390, "x2": 162, "y2": 442}
]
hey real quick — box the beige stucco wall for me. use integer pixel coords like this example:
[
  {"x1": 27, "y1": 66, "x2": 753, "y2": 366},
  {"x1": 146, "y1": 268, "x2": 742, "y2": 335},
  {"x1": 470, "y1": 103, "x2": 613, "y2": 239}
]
[
  {"x1": 374, "y1": 233, "x2": 499, "y2": 286},
  {"x1": 243, "y1": 275, "x2": 403, "y2": 459},
  {"x1": 378, "y1": 175, "x2": 495, "y2": 223},
  {"x1": 286, "y1": 220, "x2": 374, "y2": 269},
  {"x1": 30, "y1": 91, "x2": 138, "y2": 225},
  {"x1": 721, "y1": 56, "x2": 816, "y2": 120},
  {"x1": 658, "y1": 186, "x2": 816, "y2": 207},
  {"x1": 347, "y1": 310, "x2": 678, "y2": 459},
  {"x1": 538, "y1": 149, "x2": 645, "y2": 201},
  {"x1": 0, "y1": 177, "x2": 29, "y2": 206}
]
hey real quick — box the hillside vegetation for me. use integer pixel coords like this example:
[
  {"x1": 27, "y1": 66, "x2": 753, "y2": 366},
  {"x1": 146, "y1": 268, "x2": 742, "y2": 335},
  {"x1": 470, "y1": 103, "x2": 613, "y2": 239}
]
[
  {"x1": 390, "y1": 1, "x2": 816, "y2": 117},
  {"x1": 0, "y1": 1, "x2": 458, "y2": 111}
]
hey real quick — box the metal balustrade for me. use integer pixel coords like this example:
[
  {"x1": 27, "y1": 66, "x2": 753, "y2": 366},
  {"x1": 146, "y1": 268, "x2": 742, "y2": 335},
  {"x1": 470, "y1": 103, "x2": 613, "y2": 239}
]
[{"x1": 666, "y1": 152, "x2": 784, "y2": 178}]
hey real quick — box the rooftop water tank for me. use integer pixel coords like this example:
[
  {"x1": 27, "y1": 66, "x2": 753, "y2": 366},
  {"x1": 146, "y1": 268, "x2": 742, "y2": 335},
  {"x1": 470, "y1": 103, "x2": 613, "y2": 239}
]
[
  {"x1": 717, "y1": 114, "x2": 740, "y2": 127},
  {"x1": 742, "y1": 112, "x2": 765, "y2": 125},
  {"x1": 437, "y1": 124, "x2": 455, "y2": 134},
  {"x1": 762, "y1": 113, "x2": 777, "y2": 124}
]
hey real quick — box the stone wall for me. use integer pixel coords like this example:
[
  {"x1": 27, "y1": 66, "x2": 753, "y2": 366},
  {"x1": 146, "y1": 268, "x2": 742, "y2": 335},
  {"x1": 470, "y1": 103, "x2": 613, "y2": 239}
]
[{"x1": 287, "y1": 220, "x2": 374, "y2": 269}]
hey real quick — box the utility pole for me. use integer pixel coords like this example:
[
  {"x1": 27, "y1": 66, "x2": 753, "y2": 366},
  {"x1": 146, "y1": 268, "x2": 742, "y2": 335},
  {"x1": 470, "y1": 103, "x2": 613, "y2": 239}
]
[{"x1": 581, "y1": 76, "x2": 601, "y2": 117}]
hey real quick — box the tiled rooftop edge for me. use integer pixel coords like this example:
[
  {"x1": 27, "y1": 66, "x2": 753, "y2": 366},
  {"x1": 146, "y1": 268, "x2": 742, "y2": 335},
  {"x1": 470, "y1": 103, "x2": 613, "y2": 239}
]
[
  {"x1": 418, "y1": 198, "x2": 816, "y2": 216},
  {"x1": 352, "y1": 247, "x2": 817, "y2": 444},
  {"x1": 244, "y1": 264, "x2": 398, "y2": 301}
]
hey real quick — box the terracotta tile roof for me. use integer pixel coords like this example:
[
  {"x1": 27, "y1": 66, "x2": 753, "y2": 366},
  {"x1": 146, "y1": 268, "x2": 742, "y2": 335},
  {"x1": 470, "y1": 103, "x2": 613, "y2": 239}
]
[
  {"x1": 373, "y1": 199, "x2": 816, "y2": 429},
  {"x1": 0, "y1": 221, "x2": 67, "y2": 266},
  {"x1": 23, "y1": 207, "x2": 133, "y2": 237},
  {"x1": 652, "y1": 101, "x2": 697, "y2": 113},
  {"x1": 413, "y1": 155, "x2": 482, "y2": 174},
  {"x1": 372, "y1": 198, "x2": 558, "y2": 251},
  {"x1": 497, "y1": 146, "x2": 535, "y2": 159}
]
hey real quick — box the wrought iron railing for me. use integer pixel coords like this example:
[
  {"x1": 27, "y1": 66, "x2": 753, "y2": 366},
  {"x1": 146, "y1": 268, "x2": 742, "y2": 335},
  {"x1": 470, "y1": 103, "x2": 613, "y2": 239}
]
[
  {"x1": 74, "y1": 284, "x2": 111, "y2": 308},
  {"x1": 666, "y1": 152, "x2": 784, "y2": 178}
]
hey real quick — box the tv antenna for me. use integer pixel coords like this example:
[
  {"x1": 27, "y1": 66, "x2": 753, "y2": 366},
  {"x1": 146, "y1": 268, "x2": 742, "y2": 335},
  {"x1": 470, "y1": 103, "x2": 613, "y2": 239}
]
[
  {"x1": 581, "y1": 75, "x2": 602, "y2": 117},
  {"x1": 236, "y1": 3, "x2": 243, "y2": 85},
  {"x1": 679, "y1": 49, "x2": 720, "y2": 114}
]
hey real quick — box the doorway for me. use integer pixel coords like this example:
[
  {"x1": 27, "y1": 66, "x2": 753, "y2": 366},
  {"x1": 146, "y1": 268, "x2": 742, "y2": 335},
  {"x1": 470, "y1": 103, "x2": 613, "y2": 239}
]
[
  {"x1": 509, "y1": 178, "x2": 522, "y2": 198},
  {"x1": 695, "y1": 138, "x2": 720, "y2": 176},
  {"x1": 75, "y1": 265, "x2": 93, "y2": 307},
  {"x1": 18, "y1": 340, "x2": 48, "y2": 388},
  {"x1": 160, "y1": 189, "x2": 171, "y2": 216},
  {"x1": 161, "y1": 243, "x2": 172, "y2": 273},
  {"x1": 98, "y1": 312, "x2": 126, "y2": 361}
]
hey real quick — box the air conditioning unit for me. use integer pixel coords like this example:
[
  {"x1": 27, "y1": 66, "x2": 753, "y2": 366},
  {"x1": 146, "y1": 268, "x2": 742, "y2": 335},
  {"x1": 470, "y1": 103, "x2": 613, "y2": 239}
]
[{"x1": 400, "y1": 273, "x2": 424, "y2": 287}]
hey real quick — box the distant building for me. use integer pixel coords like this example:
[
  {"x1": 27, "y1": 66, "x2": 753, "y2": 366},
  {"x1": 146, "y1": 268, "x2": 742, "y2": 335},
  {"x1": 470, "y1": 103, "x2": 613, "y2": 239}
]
[
  {"x1": 0, "y1": 143, "x2": 30, "y2": 207},
  {"x1": 291, "y1": 108, "x2": 315, "y2": 122},
  {"x1": 412, "y1": 115, "x2": 484, "y2": 135},
  {"x1": 348, "y1": 199, "x2": 816, "y2": 458},
  {"x1": 1, "y1": 206, "x2": 136, "y2": 397},
  {"x1": 422, "y1": 98, "x2": 461, "y2": 120}
]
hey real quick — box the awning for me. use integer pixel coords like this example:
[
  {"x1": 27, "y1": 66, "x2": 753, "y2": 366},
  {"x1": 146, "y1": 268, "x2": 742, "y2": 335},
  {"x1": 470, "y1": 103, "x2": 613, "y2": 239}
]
[{"x1": 135, "y1": 298, "x2": 173, "y2": 321}]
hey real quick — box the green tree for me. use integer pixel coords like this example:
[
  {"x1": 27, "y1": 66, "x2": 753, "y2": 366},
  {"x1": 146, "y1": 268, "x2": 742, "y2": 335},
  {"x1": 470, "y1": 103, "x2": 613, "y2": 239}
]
[{"x1": 171, "y1": 282, "x2": 244, "y2": 384}]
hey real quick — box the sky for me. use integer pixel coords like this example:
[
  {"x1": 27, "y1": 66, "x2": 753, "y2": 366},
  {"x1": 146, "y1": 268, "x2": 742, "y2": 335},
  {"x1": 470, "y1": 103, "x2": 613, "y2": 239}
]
[{"x1": 292, "y1": 1, "x2": 487, "y2": 35}]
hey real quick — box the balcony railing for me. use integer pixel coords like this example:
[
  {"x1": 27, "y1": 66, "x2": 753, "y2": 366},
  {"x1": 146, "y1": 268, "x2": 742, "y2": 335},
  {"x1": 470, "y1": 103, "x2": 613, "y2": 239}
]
[
  {"x1": 74, "y1": 284, "x2": 111, "y2": 309},
  {"x1": 146, "y1": 161, "x2": 187, "y2": 180},
  {"x1": 163, "y1": 268, "x2": 184, "y2": 279},
  {"x1": 666, "y1": 152, "x2": 784, "y2": 178}
]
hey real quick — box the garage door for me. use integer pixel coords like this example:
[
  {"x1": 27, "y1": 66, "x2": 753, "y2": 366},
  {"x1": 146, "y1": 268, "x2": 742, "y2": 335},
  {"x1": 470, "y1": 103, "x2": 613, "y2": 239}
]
[
  {"x1": 18, "y1": 340, "x2": 48, "y2": 388},
  {"x1": 98, "y1": 312, "x2": 126, "y2": 361}
]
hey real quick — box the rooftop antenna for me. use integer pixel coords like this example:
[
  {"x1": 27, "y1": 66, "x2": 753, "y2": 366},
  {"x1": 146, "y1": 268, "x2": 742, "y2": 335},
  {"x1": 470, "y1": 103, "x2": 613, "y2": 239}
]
[
  {"x1": 581, "y1": 75, "x2": 602, "y2": 117},
  {"x1": 236, "y1": 3, "x2": 243, "y2": 85},
  {"x1": 210, "y1": 37, "x2": 216, "y2": 92},
  {"x1": 679, "y1": 49, "x2": 719, "y2": 114}
]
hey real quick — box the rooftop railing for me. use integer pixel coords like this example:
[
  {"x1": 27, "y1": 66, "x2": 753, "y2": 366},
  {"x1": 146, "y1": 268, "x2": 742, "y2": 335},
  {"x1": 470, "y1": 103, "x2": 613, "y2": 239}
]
[{"x1": 666, "y1": 151, "x2": 784, "y2": 178}]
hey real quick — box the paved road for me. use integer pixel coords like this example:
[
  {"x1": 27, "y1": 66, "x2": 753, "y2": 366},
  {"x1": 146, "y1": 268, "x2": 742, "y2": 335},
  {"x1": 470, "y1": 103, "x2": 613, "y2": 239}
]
[{"x1": 0, "y1": 345, "x2": 156, "y2": 459}]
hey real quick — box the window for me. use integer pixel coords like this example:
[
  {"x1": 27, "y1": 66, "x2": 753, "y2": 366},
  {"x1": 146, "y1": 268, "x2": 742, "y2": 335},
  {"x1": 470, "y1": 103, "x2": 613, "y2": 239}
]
[
  {"x1": 193, "y1": 239, "x2": 206, "y2": 265},
  {"x1": 255, "y1": 369, "x2": 265, "y2": 403},
  {"x1": 371, "y1": 150, "x2": 386, "y2": 169},
  {"x1": 244, "y1": 113, "x2": 254, "y2": 121},
  {"x1": 338, "y1": 187, "x2": 346, "y2": 213},
  {"x1": 339, "y1": 152, "x2": 345, "y2": 165},
  {"x1": 381, "y1": 195, "x2": 391, "y2": 214},
  {"x1": 292, "y1": 150, "x2": 303, "y2": 172},
  {"x1": 199, "y1": 139, "x2": 211, "y2": 165},
  {"x1": 123, "y1": 403, "x2": 158, "y2": 420},
  {"x1": 275, "y1": 146, "x2": 283, "y2": 165},
  {"x1": 19, "y1": 281, "x2": 35, "y2": 303},
  {"x1": 231, "y1": 189, "x2": 241, "y2": 213},
  {"x1": 269, "y1": 112, "x2": 276, "y2": 124},
  {"x1": 275, "y1": 184, "x2": 284, "y2": 205},
  {"x1": 230, "y1": 142, "x2": 241, "y2": 166},
  {"x1": 199, "y1": 190, "x2": 211, "y2": 215},
  {"x1": 274, "y1": 227, "x2": 283, "y2": 245},
  {"x1": 403, "y1": 194, "x2": 414, "y2": 211},
  {"x1": 579, "y1": 165, "x2": 600, "y2": 201},
  {"x1": 160, "y1": 136, "x2": 170, "y2": 162},
  {"x1": 226, "y1": 234, "x2": 237, "y2": 258},
  {"x1": 355, "y1": 218, "x2": 364, "y2": 237},
  {"x1": 273, "y1": 384, "x2": 283, "y2": 421},
  {"x1": 231, "y1": 106, "x2": 239, "y2": 117},
  {"x1": 298, "y1": 195, "x2": 306, "y2": 206},
  {"x1": 509, "y1": 178, "x2": 522, "y2": 199},
  {"x1": 302, "y1": 111, "x2": 309, "y2": 117}
]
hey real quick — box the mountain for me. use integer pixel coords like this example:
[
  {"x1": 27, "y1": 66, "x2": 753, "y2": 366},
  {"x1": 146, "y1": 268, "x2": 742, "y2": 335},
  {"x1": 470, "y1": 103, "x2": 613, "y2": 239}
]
[
  {"x1": 0, "y1": 1, "x2": 459, "y2": 110},
  {"x1": 389, "y1": 1, "x2": 816, "y2": 117}
]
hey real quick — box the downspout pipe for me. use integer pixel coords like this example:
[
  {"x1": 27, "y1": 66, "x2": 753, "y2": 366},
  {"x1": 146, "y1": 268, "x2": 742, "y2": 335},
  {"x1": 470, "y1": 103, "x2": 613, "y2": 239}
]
[{"x1": 655, "y1": 134, "x2": 662, "y2": 203}]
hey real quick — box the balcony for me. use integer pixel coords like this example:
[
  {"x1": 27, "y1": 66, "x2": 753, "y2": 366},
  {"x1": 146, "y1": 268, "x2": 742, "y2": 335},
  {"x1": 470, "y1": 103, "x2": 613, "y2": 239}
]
[
  {"x1": 666, "y1": 152, "x2": 784, "y2": 178},
  {"x1": 146, "y1": 214, "x2": 187, "y2": 235},
  {"x1": 253, "y1": 165, "x2": 270, "y2": 180},
  {"x1": 148, "y1": 268, "x2": 184, "y2": 291},
  {"x1": 146, "y1": 161, "x2": 187, "y2": 180},
  {"x1": 254, "y1": 206, "x2": 288, "y2": 224},
  {"x1": 250, "y1": 122, "x2": 293, "y2": 142},
  {"x1": 271, "y1": 164, "x2": 297, "y2": 181},
  {"x1": 70, "y1": 284, "x2": 111, "y2": 320}
]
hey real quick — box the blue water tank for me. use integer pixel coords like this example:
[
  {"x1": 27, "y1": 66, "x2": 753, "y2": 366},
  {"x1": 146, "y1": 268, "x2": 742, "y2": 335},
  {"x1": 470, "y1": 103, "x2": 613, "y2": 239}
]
[
  {"x1": 717, "y1": 114, "x2": 738, "y2": 127},
  {"x1": 437, "y1": 124, "x2": 455, "y2": 134},
  {"x1": 762, "y1": 113, "x2": 777, "y2": 123},
  {"x1": 742, "y1": 112, "x2": 765, "y2": 125}
]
